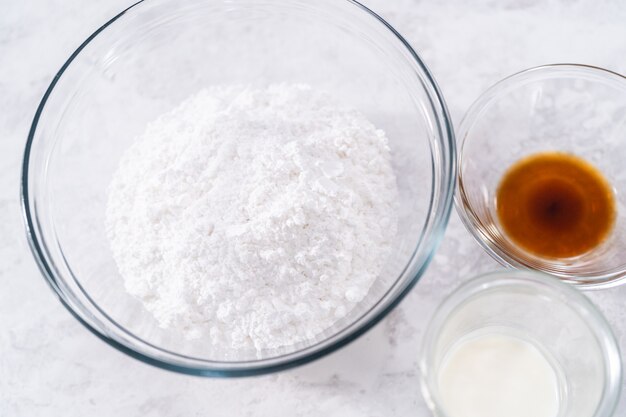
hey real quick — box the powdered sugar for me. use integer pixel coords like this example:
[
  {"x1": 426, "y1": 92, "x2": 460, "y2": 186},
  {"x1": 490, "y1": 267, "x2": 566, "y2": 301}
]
[{"x1": 106, "y1": 84, "x2": 399, "y2": 351}]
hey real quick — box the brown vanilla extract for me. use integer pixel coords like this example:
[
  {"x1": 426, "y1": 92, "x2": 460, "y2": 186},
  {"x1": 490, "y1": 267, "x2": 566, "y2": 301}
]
[{"x1": 496, "y1": 152, "x2": 616, "y2": 259}]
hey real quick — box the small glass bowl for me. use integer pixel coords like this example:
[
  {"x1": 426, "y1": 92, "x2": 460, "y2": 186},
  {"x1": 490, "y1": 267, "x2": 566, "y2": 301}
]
[
  {"x1": 420, "y1": 270, "x2": 622, "y2": 417},
  {"x1": 21, "y1": 0, "x2": 455, "y2": 376},
  {"x1": 456, "y1": 64, "x2": 626, "y2": 288}
]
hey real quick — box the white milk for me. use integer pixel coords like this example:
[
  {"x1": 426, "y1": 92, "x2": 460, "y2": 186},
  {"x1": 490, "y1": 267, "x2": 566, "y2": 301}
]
[{"x1": 437, "y1": 333, "x2": 560, "y2": 417}]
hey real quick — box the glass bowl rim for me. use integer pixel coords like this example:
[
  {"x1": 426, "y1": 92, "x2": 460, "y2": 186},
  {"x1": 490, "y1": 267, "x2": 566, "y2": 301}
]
[
  {"x1": 20, "y1": 0, "x2": 456, "y2": 376},
  {"x1": 455, "y1": 63, "x2": 626, "y2": 289},
  {"x1": 419, "y1": 269, "x2": 623, "y2": 417}
]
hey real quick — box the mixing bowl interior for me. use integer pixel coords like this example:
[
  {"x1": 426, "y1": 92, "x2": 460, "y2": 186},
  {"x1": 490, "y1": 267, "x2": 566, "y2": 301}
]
[{"x1": 23, "y1": 0, "x2": 454, "y2": 374}]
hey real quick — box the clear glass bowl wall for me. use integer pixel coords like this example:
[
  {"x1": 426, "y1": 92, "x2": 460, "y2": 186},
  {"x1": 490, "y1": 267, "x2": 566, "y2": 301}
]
[{"x1": 22, "y1": 0, "x2": 455, "y2": 375}]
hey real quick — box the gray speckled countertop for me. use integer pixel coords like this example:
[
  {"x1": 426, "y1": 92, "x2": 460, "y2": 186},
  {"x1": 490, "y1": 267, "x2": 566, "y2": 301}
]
[{"x1": 2, "y1": 0, "x2": 625, "y2": 415}]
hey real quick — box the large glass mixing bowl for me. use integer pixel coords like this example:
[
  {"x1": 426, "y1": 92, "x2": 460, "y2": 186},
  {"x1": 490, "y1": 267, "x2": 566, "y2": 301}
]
[{"x1": 21, "y1": 0, "x2": 455, "y2": 376}]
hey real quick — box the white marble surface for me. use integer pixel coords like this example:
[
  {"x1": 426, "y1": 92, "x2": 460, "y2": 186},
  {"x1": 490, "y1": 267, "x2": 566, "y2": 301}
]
[{"x1": 2, "y1": 0, "x2": 626, "y2": 415}]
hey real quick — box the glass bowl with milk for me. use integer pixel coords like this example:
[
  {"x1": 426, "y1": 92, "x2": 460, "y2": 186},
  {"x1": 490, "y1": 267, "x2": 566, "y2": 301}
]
[{"x1": 420, "y1": 270, "x2": 622, "y2": 417}]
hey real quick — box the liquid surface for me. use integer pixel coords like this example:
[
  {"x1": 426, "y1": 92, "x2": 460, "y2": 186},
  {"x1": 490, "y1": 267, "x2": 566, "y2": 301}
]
[
  {"x1": 438, "y1": 333, "x2": 560, "y2": 417},
  {"x1": 496, "y1": 152, "x2": 615, "y2": 259}
]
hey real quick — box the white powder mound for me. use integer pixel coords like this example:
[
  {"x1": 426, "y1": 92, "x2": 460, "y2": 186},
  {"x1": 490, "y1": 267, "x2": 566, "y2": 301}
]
[{"x1": 106, "y1": 84, "x2": 399, "y2": 351}]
